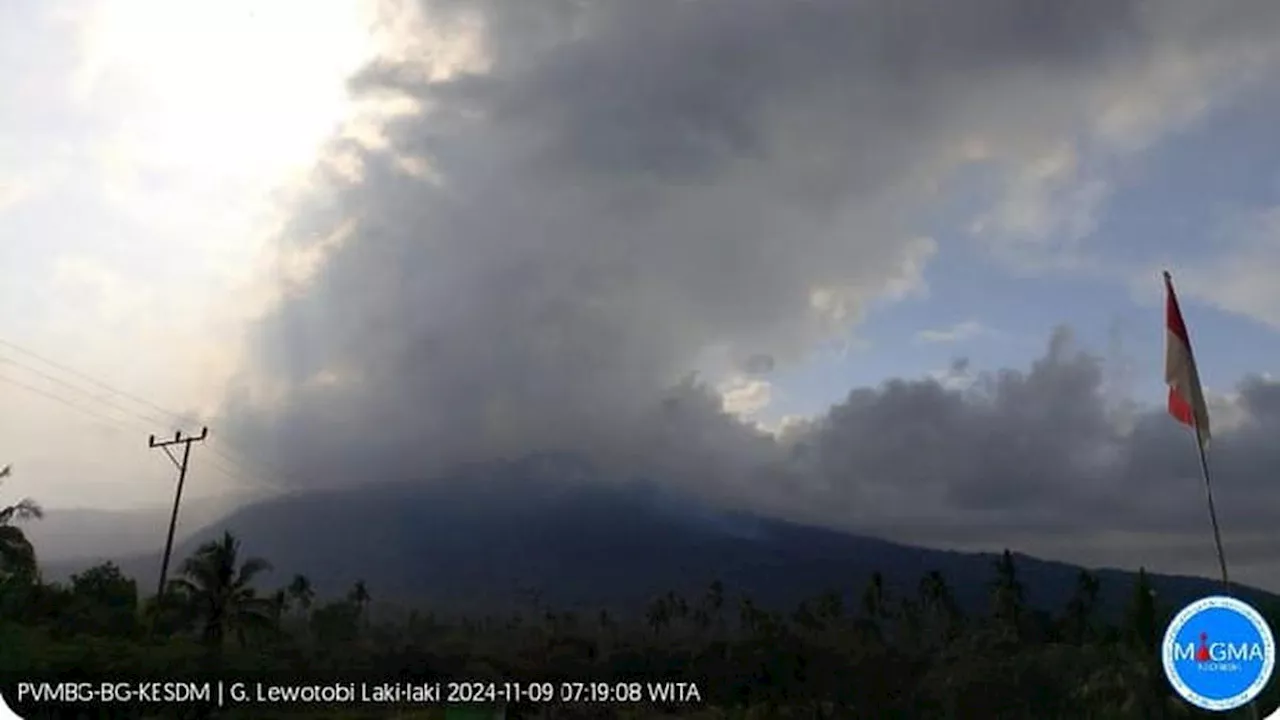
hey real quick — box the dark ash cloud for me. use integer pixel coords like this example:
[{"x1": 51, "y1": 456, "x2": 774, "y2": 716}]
[{"x1": 219, "y1": 0, "x2": 1280, "y2": 583}]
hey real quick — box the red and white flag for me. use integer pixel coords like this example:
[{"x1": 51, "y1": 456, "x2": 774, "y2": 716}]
[{"x1": 1164, "y1": 271, "x2": 1210, "y2": 449}]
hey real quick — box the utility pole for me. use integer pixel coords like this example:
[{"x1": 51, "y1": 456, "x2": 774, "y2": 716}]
[{"x1": 149, "y1": 427, "x2": 208, "y2": 605}]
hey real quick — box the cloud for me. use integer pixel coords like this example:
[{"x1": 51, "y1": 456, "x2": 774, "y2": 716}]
[
  {"x1": 915, "y1": 320, "x2": 992, "y2": 345},
  {"x1": 216, "y1": 0, "x2": 1280, "y2": 580},
  {"x1": 778, "y1": 329, "x2": 1280, "y2": 585},
  {"x1": 717, "y1": 377, "x2": 772, "y2": 418},
  {"x1": 927, "y1": 358, "x2": 978, "y2": 391},
  {"x1": 0, "y1": 179, "x2": 30, "y2": 213},
  {"x1": 961, "y1": 2, "x2": 1280, "y2": 273},
  {"x1": 968, "y1": 145, "x2": 1110, "y2": 272},
  {"x1": 739, "y1": 353, "x2": 775, "y2": 376},
  {"x1": 1174, "y1": 205, "x2": 1280, "y2": 330},
  {"x1": 50, "y1": 254, "x2": 152, "y2": 324}
]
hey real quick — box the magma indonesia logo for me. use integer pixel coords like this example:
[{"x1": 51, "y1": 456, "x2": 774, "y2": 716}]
[{"x1": 1163, "y1": 595, "x2": 1276, "y2": 712}]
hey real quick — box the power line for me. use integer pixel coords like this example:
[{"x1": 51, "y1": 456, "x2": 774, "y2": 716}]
[
  {"x1": 0, "y1": 338, "x2": 294, "y2": 492},
  {"x1": 0, "y1": 371, "x2": 140, "y2": 433},
  {"x1": 0, "y1": 338, "x2": 187, "y2": 424},
  {"x1": 0, "y1": 352, "x2": 175, "y2": 429},
  {"x1": 0, "y1": 364, "x2": 283, "y2": 495},
  {"x1": 0, "y1": 369, "x2": 271, "y2": 492}
]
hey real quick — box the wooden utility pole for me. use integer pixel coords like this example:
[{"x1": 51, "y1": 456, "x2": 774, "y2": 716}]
[{"x1": 149, "y1": 427, "x2": 208, "y2": 604}]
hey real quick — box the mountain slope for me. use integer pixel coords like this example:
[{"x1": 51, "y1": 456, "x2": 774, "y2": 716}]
[
  {"x1": 25, "y1": 495, "x2": 243, "y2": 563},
  {"x1": 50, "y1": 459, "x2": 1280, "y2": 619}
]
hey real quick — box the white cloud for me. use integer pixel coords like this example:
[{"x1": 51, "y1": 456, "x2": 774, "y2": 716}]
[
  {"x1": 1206, "y1": 387, "x2": 1253, "y2": 436},
  {"x1": 0, "y1": 0, "x2": 400, "y2": 509},
  {"x1": 969, "y1": 144, "x2": 1110, "y2": 269},
  {"x1": 718, "y1": 377, "x2": 773, "y2": 418},
  {"x1": 50, "y1": 254, "x2": 152, "y2": 324},
  {"x1": 756, "y1": 413, "x2": 812, "y2": 440},
  {"x1": 1174, "y1": 205, "x2": 1280, "y2": 330},
  {"x1": 915, "y1": 320, "x2": 991, "y2": 345},
  {"x1": 0, "y1": 179, "x2": 30, "y2": 212}
]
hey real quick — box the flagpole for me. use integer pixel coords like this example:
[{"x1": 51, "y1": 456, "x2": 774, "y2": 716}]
[
  {"x1": 1192, "y1": 428, "x2": 1231, "y2": 596},
  {"x1": 1195, "y1": 407, "x2": 1259, "y2": 720},
  {"x1": 1164, "y1": 271, "x2": 1256, "y2": 719}
]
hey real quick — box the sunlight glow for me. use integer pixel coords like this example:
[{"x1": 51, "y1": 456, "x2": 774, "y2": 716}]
[
  {"x1": 52, "y1": 0, "x2": 386, "y2": 420},
  {"x1": 74, "y1": 0, "x2": 379, "y2": 189}
]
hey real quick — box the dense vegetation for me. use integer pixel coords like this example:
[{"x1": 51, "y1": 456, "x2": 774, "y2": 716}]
[{"x1": 1, "y1": 471, "x2": 1277, "y2": 719}]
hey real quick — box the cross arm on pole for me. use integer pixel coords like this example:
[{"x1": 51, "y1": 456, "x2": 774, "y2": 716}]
[{"x1": 148, "y1": 426, "x2": 209, "y2": 448}]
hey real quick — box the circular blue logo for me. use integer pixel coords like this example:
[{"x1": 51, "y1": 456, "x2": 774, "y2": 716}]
[{"x1": 1162, "y1": 595, "x2": 1275, "y2": 711}]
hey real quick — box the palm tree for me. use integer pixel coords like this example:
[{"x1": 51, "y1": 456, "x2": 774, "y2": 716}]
[
  {"x1": 270, "y1": 589, "x2": 288, "y2": 627},
  {"x1": 348, "y1": 579, "x2": 371, "y2": 626},
  {"x1": 861, "y1": 571, "x2": 894, "y2": 639},
  {"x1": 172, "y1": 531, "x2": 275, "y2": 648},
  {"x1": 919, "y1": 569, "x2": 961, "y2": 645},
  {"x1": 286, "y1": 574, "x2": 315, "y2": 614},
  {"x1": 703, "y1": 580, "x2": 725, "y2": 634},
  {"x1": 990, "y1": 549, "x2": 1025, "y2": 637},
  {"x1": 0, "y1": 465, "x2": 42, "y2": 582},
  {"x1": 1064, "y1": 569, "x2": 1100, "y2": 643},
  {"x1": 1126, "y1": 568, "x2": 1159, "y2": 652},
  {"x1": 646, "y1": 594, "x2": 671, "y2": 636},
  {"x1": 738, "y1": 596, "x2": 766, "y2": 635}
]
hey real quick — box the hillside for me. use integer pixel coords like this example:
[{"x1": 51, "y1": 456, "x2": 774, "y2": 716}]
[{"x1": 49, "y1": 457, "x2": 1279, "y2": 619}]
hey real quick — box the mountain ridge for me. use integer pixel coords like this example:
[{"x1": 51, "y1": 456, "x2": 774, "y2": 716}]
[{"x1": 43, "y1": 458, "x2": 1280, "y2": 620}]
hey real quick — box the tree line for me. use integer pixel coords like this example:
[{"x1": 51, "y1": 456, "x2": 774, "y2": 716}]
[{"x1": 1, "y1": 468, "x2": 1277, "y2": 718}]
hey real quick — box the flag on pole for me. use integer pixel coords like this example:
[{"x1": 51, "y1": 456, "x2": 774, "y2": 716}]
[{"x1": 1164, "y1": 271, "x2": 1211, "y2": 449}]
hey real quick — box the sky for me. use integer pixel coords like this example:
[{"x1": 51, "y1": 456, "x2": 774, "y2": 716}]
[{"x1": 4, "y1": 0, "x2": 1280, "y2": 587}]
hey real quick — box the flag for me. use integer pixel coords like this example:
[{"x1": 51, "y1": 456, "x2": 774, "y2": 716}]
[{"x1": 1164, "y1": 271, "x2": 1210, "y2": 448}]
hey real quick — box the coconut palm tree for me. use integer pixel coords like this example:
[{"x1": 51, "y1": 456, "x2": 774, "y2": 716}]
[
  {"x1": 348, "y1": 579, "x2": 370, "y2": 607},
  {"x1": 1064, "y1": 569, "x2": 1101, "y2": 644},
  {"x1": 668, "y1": 591, "x2": 689, "y2": 623},
  {"x1": 0, "y1": 465, "x2": 42, "y2": 582},
  {"x1": 646, "y1": 594, "x2": 671, "y2": 636},
  {"x1": 286, "y1": 573, "x2": 315, "y2": 614},
  {"x1": 703, "y1": 579, "x2": 725, "y2": 634},
  {"x1": 172, "y1": 531, "x2": 275, "y2": 648},
  {"x1": 348, "y1": 579, "x2": 371, "y2": 627},
  {"x1": 268, "y1": 589, "x2": 289, "y2": 629},
  {"x1": 919, "y1": 569, "x2": 961, "y2": 645},
  {"x1": 861, "y1": 571, "x2": 895, "y2": 639},
  {"x1": 1125, "y1": 568, "x2": 1159, "y2": 652},
  {"x1": 990, "y1": 549, "x2": 1025, "y2": 637}
]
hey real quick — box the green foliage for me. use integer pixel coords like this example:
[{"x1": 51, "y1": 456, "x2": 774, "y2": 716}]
[
  {"x1": 990, "y1": 549, "x2": 1026, "y2": 639},
  {"x1": 66, "y1": 561, "x2": 140, "y2": 637},
  {"x1": 0, "y1": 465, "x2": 41, "y2": 584},
  {"x1": 170, "y1": 531, "x2": 277, "y2": 649},
  {"x1": 311, "y1": 600, "x2": 362, "y2": 647},
  {"x1": 1, "y1": 528, "x2": 1275, "y2": 719},
  {"x1": 1125, "y1": 567, "x2": 1161, "y2": 653}
]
